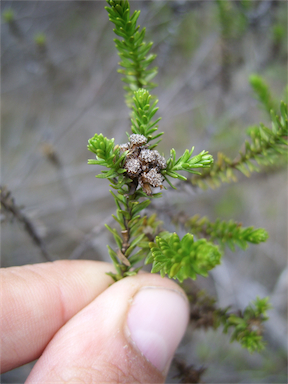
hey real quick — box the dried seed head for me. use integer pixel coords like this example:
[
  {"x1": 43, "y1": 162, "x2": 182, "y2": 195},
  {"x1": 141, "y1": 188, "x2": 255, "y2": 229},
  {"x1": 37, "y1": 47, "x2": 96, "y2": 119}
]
[
  {"x1": 154, "y1": 151, "x2": 167, "y2": 170},
  {"x1": 139, "y1": 148, "x2": 156, "y2": 163},
  {"x1": 125, "y1": 158, "x2": 142, "y2": 177},
  {"x1": 118, "y1": 134, "x2": 166, "y2": 195},
  {"x1": 119, "y1": 143, "x2": 129, "y2": 154},
  {"x1": 129, "y1": 134, "x2": 147, "y2": 147},
  {"x1": 140, "y1": 168, "x2": 164, "y2": 188},
  {"x1": 139, "y1": 148, "x2": 166, "y2": 168}
]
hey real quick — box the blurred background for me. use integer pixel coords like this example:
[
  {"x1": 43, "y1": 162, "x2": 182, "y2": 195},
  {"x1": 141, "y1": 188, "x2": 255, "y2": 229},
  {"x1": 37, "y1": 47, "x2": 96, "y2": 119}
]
[{"x1": 1, "y1": 1, "x2": 287, "y2": 383}]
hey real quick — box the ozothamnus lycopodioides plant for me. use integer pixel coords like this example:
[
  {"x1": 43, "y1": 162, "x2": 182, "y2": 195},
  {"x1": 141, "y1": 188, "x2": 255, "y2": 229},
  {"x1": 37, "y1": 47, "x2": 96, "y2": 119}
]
[{"x1": 87, "y1": 0, "x2": 287, "y2": 354}]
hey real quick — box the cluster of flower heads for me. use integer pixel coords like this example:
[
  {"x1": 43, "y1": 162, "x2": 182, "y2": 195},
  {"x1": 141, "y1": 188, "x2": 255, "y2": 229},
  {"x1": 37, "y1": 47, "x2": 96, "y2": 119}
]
[{"x1": 119, "y1": 134, "x2": 166, "y2": 195}]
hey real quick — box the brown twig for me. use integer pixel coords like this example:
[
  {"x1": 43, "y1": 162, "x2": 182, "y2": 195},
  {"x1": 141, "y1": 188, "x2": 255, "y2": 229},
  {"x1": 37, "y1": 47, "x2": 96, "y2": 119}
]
[
  {"x1": 173, "y1": 358, "x2": 206, "y2": 384},
  {"x1": 0, "y1": 186, "x2": 52, "y2": 261}
]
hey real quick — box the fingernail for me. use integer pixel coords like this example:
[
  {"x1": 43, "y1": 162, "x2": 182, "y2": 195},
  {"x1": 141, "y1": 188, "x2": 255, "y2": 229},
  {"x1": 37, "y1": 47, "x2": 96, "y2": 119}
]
[{"x1": 127, "y1": 287, "x2": 189, "y2": 372}]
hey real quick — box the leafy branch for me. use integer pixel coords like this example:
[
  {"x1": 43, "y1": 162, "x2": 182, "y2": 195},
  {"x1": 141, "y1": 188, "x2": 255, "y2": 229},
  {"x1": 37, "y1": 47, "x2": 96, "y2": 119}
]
[
  {"x1": 184, "y1": 287, "x2": 271, "y2": 353},
  {"x1": 187, "y1": 286, "x2": 271, "y2": 353},
  {"x1": 162, "y1": 148, "x2": 214, "y2": 189},
  {"x1": 131, "y1": 88, "x2": 163, "y2": 144},
  {"x1": 87, "y1": 133, "x2": 127, "y2": 179},
  {"x1": 105, "y1": 189, "x2": 151, "y2": 281},
  {"x1": 215, "y1": 297, "x2": 271, "y2": 353},
  {"x1": 249, "y1": 74, "x2": 278, "y2": 115},
  {"x1": 185, "y1": 215, "x2": 269, "y2": 251},
  {"x1": 146, "y1": 232, "x2": 221, "y2": 282},
  {"x1": 105, "y1": 0, "x2": 157, "y2": 104},
  {"x1": 190, "y1": 101, "x2": 288, "y2": 189}
]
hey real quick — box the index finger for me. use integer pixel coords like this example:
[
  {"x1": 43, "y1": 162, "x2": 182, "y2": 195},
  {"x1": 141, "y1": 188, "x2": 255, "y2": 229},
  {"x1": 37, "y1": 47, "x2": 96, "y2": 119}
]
[{"x1": 0, "y1": 260, "x2": 114, "y2": 373}]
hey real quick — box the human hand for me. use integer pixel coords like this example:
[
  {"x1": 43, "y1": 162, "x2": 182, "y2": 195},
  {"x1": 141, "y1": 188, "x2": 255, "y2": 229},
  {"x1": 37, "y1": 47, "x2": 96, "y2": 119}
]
[{"x1": 1, "y1": 260, "x2": 189, "y2": 383}]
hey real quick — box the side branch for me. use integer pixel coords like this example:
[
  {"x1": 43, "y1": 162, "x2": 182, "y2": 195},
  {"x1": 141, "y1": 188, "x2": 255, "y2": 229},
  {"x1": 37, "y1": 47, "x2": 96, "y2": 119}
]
[{"x1": 189, "y1": 102, "x2": 288, "y2": 189}]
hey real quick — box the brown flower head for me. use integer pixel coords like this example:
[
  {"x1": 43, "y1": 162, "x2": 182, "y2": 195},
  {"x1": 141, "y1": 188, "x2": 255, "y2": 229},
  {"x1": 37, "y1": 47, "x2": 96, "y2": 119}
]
[
  {"x1": 125, "y1": 158, "x2": 142, "y2": 177},
  {"x1": 139, "y1": 148, "x2": 157, "y2": 163},
  {"x1": 153, "y1": 150, "x2": 167, "y2": 170},
  {"x1": 129, "y1": 134, "x2": 147, "y2": 147},
  {"x1": 122, "y1": 134, "x2": 166, "y2": 195},
  {"x1": 139, "y1": 149, "x2": 167, "y2": 171},
  {"x1": 119, "y1": 143, "x2": 129, "y2": 154},
  {"x1": 140, "y1": 168, "x2": 164, "y2": 188}
]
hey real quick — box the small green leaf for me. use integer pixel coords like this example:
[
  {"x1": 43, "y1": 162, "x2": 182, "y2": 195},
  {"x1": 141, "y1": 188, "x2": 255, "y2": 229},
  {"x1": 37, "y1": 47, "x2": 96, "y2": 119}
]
[
  {"x1": 125, "y1": 233, "x2": 145, "y2": 257},
  {"x1": 105, "y1": 224, "x2": 123, "y2": 249},
  {"x1": 107, "y1": 245, "x2": 121, "y2": 275},
  {"x1": 131, "y1": 200, "x2": 151, "y2": 216}
]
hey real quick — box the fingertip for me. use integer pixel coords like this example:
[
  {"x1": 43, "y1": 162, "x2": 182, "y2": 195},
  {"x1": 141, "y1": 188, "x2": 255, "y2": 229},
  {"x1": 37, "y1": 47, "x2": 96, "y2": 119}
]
[{"x1": 127, "y1": 286, "x2": 189, "y2": 373}]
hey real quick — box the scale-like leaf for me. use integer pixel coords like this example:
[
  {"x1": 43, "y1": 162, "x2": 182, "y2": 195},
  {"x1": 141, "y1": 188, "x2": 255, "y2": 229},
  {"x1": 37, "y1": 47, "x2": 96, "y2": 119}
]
[{"x1": 149, "y1": 233, "x2": 221, "y2": 282}]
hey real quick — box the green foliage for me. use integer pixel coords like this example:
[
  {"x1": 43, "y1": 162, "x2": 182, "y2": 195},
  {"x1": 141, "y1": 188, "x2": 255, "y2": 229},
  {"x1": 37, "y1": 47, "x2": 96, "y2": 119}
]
[
  {"x1": 2, "y1": 8, "x2": 14, "y2": 23},
  {"x1": 131, "y1": 89, "x2": 163, "y2": 144},
  {"x1": 191, "y1": 101, "x2": 288, "y2": 189},
  {"x1": 240, "y1": 0, "x2": 254, "y2": 11},
  {"x1": 163, "y1": 148, "x2": 214, "y2": 188},
  {"x1": 215, "y1": 297, "x2": 271, "y2": 353},
  {"x1": 249, "y1": 74, "x2": 278, "y2": 115},
  {"x1": 104, "y1": 189, "x2": 152, "y2": 280},
  {"x1": 87, "y1": 133, "x2": 127, "y2": 179},
  {"x1": 146, "y1": 233, "x2": 221, "y2": 282},
  {"x1": 86, "y1": 0, "x2": 276, "y2": 355},
  {"x1": 105, "y1": 0, "x2": 157, "y2": 105},
  {"x1": 100, "y1": 175, "x2": 165, "y2": 282},
  {"x1": 187, "y1": 288, "x2": 271, "y2": 353},
  {"x1": 272, "y1": 23, "x2": 285, "y2": 44},
  {"x1": 34, "y1": 32, "x2": 47, "y2": 47},
  {"x1": 129, "y1": 213, "x2": 163, "y2": 265},
  {"x1": 216, "y1": 0, "x2": 247, "y2": 38},
  {"x1": 185, "y1": 215, "x2": 269, "y2": 251}
]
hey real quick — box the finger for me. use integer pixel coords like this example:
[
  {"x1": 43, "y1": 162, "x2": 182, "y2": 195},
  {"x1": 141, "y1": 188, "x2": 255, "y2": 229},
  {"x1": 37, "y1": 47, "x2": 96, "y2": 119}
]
[
  {"x1": 26, "y1": 273, "x2": 189, "y2": 384},
  {"x1": 1, "y1": 260, "x2": 115, "y2": 373}
]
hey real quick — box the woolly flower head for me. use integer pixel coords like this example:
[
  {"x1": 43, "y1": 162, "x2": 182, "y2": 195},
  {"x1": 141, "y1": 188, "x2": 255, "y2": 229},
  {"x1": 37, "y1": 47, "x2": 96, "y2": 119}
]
[{"x1": 121, "y1": 135, "x2": 167, "y2": 195}]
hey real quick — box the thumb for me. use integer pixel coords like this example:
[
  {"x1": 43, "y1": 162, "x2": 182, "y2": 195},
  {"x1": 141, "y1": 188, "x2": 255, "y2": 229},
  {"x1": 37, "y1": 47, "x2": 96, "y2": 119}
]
[{"x1": 26, "y1": 273, "x2": 189, "y2": 384}]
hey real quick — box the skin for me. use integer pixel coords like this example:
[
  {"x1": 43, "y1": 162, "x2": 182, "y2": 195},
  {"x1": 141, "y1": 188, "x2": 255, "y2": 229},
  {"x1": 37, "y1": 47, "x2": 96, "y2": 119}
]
[{"x1": 0, "y1": 260, "x2": 189, "y2": 384}]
